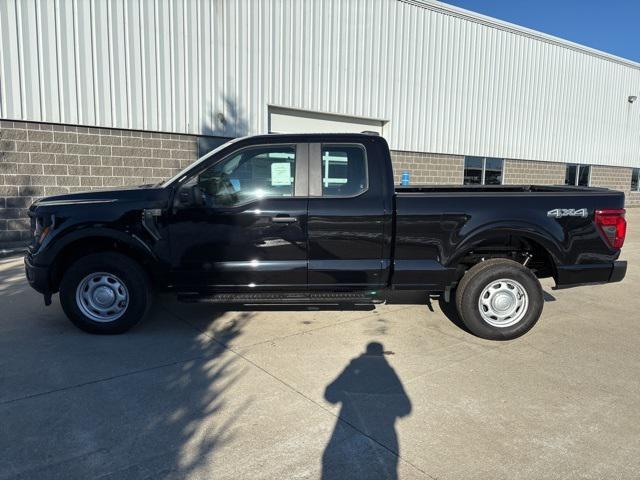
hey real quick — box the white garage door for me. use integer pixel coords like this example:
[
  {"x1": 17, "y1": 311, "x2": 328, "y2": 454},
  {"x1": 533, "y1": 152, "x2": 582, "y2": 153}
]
[{"x1": 269, "y1": 106, "x2": 385, "y2": 135}]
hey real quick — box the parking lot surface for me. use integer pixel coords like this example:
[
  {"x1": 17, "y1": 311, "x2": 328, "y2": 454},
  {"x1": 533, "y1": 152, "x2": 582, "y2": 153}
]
[{"x1": 1, "y1": 209, "x2": 639, "y2": 480}]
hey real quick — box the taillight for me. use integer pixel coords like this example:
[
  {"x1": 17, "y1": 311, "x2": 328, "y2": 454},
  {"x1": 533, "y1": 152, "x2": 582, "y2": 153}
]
[{"x1": 594, "y1": 209, "x2": 626, "y2": 249}]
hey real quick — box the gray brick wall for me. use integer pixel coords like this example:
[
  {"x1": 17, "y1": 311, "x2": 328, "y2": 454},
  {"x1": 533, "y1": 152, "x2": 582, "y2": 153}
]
[
  {"x1": 590, "y1": 165, "x2": 631, "y2": 191},
  {"x1": 0, "y1": 120, "x2": 198, "y2": 246},
  {"x1": 503, "y1": 159, "x2": 566, "y2": 185},
  {"x1": 2, "y1": 121, "x2": 637, "y2": 248},
  {"x1": 390, "y1": 150, "x2": 464, "y2": 185},
  {"x1": 590, "y1": 165, "x2": 640, "y2": 207}
]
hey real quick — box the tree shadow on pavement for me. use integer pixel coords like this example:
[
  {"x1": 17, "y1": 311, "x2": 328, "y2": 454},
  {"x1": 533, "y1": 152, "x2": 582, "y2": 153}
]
[
  {"x1": 322, "y1": 342, "x2": 412, "y2": 480},
  {"x1": 101, "y1": 302, "x2": 255, "y2": 479},
  {"x1": 0, "y1": 271, "x2": 254, "y2": 479},
  {"x1": 2, "y1": 99, "x2": 262, "y2": 479}
]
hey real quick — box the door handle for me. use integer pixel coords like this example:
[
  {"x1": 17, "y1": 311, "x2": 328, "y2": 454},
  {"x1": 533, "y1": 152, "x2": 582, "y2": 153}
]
[{"x1": 271, "y1": 216, "x2": 298, "y2": 223}]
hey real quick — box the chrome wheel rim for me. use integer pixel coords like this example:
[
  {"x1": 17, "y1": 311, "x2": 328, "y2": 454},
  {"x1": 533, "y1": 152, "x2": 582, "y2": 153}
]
[
  {"x1": 478, "y1": 278, "x2": 528, "y2": 328},
  {"x1": 76, "y1": 272, "x2": 129, "y2": 323}
]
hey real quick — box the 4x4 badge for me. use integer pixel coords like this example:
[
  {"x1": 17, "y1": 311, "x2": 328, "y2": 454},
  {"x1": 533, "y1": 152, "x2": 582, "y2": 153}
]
[{"x1": 547, "y1": 208, "x2": 588, "y2": 218}]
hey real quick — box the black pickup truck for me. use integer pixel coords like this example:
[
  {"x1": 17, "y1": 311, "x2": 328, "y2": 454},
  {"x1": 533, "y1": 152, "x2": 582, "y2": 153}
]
[{"x1": 24, "y1": 133, "x2": 627, "y2": 339}]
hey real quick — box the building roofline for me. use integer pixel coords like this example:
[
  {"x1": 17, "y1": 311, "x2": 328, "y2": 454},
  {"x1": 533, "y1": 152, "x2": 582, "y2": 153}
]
[{"x1": 400, "y1": 0, "x2": 640, "y2": 70}]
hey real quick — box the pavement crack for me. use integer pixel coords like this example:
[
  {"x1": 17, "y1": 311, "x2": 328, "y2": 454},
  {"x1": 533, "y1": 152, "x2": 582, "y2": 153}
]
[{"x1": 0, "y1": 350, "x2": 224, "y2": 407}]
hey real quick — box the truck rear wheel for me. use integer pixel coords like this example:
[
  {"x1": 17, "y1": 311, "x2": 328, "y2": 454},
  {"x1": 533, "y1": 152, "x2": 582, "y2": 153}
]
[
  {"x1": 455, "y1": 258, "x2": 543, "y2": 340},
  {"x1": 59, "y1": 252, "x2": 151, "y2": 334}
]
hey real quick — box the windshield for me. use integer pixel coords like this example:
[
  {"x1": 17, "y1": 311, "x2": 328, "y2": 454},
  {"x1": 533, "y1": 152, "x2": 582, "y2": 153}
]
[{"x1": 161, "y1": 137, "x2": 241, "y2": 187}]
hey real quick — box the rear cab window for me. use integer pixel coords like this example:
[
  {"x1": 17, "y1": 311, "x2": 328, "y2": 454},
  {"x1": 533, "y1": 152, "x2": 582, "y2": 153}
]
[{"x1": 321, "y1": 144, "x2": 368, "y2": 197}]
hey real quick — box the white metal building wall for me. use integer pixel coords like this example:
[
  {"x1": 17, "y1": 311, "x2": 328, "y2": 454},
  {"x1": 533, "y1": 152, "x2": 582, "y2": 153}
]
[{"x1": 1, "y1": 0, "x2": 639, "y2": 167}]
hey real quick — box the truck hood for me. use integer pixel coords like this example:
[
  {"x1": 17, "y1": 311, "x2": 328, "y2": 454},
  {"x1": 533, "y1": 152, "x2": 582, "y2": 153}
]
[
  {"x1": 29, "y1": 185, "x2": 171, "y2": 215},
  {"x1": 30, "y1": 184, "x2": 165, "y2": 209}
]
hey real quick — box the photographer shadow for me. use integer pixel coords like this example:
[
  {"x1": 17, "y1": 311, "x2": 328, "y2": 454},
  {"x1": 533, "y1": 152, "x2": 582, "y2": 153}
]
[{"x1": 322, "y1": 342, "x2": 412, "y2": 480}]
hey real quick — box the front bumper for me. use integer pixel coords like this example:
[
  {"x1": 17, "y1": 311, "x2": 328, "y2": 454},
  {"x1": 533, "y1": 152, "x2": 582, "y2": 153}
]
[
  {"x1": 554, "y1": 260, "x2": 627, "y2": 289},
  {"x1": 24, "y1": 254, "x2": 51, "y2": 295}
]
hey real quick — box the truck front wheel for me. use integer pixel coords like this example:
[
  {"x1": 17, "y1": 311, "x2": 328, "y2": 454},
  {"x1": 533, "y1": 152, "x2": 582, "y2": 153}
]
[
  {"x1": 455, "y1": 259, "x2": 543, "y2": 340},
  {"x1": 59, "y1": 252, "x2": 151, "y2": 334}
]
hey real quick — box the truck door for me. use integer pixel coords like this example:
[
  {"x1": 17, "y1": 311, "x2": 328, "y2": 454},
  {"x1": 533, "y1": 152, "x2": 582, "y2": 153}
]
[
  {"x1": 307, "y1": 141, "x2": 389, "y2": 289},
  {"x1": 168, "y1": 143, "x2": 309, "y2": 291}
]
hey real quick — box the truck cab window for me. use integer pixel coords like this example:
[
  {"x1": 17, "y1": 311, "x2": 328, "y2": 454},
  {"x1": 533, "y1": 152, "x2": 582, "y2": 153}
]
[
  {"x1": 321, "y1": 145, "x2": 367, "y2": 197},
  {"x1": 198, "y1": 146, "x2": 296, "y2": 206}
]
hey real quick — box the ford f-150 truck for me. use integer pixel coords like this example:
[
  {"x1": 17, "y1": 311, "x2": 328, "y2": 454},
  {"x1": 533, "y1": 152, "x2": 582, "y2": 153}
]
[{"x1": 24, "y1": 133, "x2": 627, "y2": 339}]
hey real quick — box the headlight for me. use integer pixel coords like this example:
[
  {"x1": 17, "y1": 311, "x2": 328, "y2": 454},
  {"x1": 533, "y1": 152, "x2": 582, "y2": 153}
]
[{"x1": 33, "y1": 214, "x2": 55, "y2": 246}]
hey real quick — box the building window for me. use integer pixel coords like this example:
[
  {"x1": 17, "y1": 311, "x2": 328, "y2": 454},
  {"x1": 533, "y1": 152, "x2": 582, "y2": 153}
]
[
  {"x1": 565, "y1": 164, "x2": 590, "y2": 186},
  {"x1": 464, "y1": 157, "x2": 503, "y2": 185},
  {"x1": 632, "y1": 168, "x2": 640, "y2": 191}
]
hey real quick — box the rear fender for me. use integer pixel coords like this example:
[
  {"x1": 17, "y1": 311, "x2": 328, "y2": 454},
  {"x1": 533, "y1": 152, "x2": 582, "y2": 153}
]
[{"x1": 446, "y1": 220, "x2": 564, "y2": 268}]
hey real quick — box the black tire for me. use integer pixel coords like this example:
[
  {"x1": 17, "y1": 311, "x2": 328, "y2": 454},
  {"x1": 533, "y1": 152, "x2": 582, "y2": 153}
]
[
  {"x1": 455, "y1": 259, "x2": 543, "y2": 340},
  {"x1": 59, "y1": 252, "x2": 151, "y2": 334}
]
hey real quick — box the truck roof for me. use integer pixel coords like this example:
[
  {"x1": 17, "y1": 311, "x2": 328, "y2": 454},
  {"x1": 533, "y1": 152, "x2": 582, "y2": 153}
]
[{"x1": 238, "y1": 132, "x2": 383, "y2": 142}]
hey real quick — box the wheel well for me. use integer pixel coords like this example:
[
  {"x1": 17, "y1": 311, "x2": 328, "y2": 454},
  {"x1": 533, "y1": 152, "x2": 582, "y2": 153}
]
[
  {"x1": 50, "y1": 237, "x2": 159, "y2": 292},
  {"x1": 456, "y1": 234, "x2": 556, "y2": 280}
]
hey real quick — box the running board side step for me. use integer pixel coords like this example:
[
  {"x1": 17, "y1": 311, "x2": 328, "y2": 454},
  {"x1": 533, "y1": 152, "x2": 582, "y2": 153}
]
[{"x1": 177, "y1": 291, "x2": 385, "y2": 305}]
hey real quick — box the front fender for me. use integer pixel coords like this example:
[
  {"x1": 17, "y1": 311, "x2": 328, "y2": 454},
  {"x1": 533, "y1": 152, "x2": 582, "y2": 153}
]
[{"x1": 33, "y1": 225, "x2": 157, "y2": 266}]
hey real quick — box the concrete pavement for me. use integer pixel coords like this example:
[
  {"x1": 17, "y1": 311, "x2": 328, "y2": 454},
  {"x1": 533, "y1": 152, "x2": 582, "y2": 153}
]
[{"x1": 1, "y1": 209, "x2": 639, "y2": 479}]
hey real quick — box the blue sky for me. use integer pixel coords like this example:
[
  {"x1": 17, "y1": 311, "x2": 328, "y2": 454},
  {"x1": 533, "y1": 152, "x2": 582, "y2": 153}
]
[{"x1": 440, "y1": 0, "x2": 640, "y2": 63}]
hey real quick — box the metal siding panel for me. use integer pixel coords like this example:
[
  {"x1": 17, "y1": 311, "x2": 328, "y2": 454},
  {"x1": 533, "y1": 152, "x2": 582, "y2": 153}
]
[
  {"x1": 1, "y1": 0, "x2": 640, "y2": 168},
  {"x1": 74, "y1": 0, "x2": 95, "y2": 125},
  {"x1": 109, "y1": 0, "x2": 127, "y2": 128},
  {"x1": 169, "y1": 0, "x2": 182, "y2": 132},
  {"x1": 198, "y1": 0, "x2": 211, "y2": 134},
  {"x1": 58, "y1": 0, "x2": 79, "y2": 124},
  {"x1": 18, "y1": 0, "x2": 42, "y2": 119},
  {"x1": 156, "y1": 0, "x2": 171, "y2": 133},
  {"x1": 214, "y1": 0, "x2": 225, "y2": 134},
  {"x1": 140, "y1": 0, "x2": 157, "y2": 131},
  {"x1": 36, "y1": 0, "x2": 59, "y2": 122},
  {"x1": 222, "y1": 0, "x2": 235, "y2": 136},
  {"x1": 0, "y1": 0, "x2": 23, "y2": 118},
  {"x1": 124, "y1": 0, "x2": 142, "y2": 129},
  {"x1": 93, "y1": 0, "x2": 111, "y2": 127},
  {"x1": 184, "y1": 0, "x2": 199, "y2": 133}
]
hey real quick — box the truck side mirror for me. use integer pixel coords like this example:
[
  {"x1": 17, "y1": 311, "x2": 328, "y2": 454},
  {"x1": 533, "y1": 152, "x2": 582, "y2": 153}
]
[{"x1": 176, "y1": 183, "x2": 203, "y2": 208}]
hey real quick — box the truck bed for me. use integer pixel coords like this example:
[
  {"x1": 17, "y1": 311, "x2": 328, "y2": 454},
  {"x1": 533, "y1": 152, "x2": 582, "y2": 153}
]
[{"x1": 391, "y1": 183, "x2": 625, "y2": 290}]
